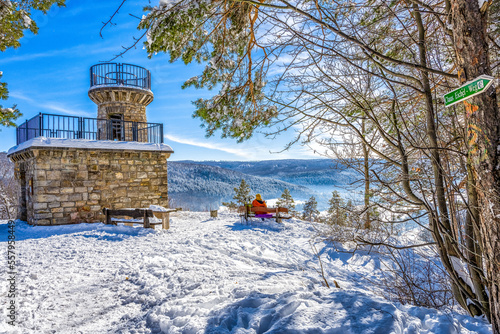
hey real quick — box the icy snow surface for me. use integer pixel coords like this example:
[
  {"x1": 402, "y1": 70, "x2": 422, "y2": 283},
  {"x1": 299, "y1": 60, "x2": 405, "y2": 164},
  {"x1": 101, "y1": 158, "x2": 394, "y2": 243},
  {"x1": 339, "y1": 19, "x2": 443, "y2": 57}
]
[{"x1": 0, "y1": 213, "x2": 491, "y2": 333}]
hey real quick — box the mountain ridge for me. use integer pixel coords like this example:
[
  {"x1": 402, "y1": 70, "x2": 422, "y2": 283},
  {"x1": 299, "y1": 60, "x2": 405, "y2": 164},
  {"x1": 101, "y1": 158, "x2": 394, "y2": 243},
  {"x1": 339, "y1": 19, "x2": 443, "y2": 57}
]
[{"x1": 168, "y1": 159, "x2": 358, "y2": 210}]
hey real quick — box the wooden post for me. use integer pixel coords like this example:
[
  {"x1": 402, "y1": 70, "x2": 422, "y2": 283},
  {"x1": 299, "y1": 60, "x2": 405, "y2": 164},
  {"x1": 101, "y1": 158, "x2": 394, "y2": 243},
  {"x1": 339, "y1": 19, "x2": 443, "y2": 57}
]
[
  {"x1": 105, "y1": 209, "x2": 111, "y2": 225},
  {"x1": 162, "y1": 212, "x2": 169, "y2": 230},
  {"x1": 210, "y1": 210, "x2": 218, "y2": 218},
  {"x1": 143, "y1": 209, "x2": 150, "y2": 228},
  {"x1": 276, "y1": 208, "x2": 281, "y2": 223}
]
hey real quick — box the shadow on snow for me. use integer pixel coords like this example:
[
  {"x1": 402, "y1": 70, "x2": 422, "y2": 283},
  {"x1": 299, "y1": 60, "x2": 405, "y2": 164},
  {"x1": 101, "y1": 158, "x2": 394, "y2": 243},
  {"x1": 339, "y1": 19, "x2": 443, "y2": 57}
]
[
  {"x1": 0, "y1": 220, "x2": 155, "y2": 242},
  {"x1": 203, "y1": 290, "x2": 399, "y2": 334}
]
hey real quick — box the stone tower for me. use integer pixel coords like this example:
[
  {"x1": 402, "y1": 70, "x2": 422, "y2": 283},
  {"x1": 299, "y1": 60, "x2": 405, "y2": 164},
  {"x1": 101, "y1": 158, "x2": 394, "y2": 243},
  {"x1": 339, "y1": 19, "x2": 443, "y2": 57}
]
[
  {"x1": 8, "y1": 63, "x2": 173, "y2": 225},
  {"x1": 88, "y1": 63, "x2": 156, "y2": 142}
]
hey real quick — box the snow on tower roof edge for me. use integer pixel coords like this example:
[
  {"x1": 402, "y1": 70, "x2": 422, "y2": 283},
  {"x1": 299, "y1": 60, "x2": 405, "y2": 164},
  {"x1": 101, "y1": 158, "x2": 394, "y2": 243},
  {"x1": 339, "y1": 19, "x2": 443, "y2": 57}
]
[{"x1": 7, "y1": 137, "x2": 174, "y2": 157}]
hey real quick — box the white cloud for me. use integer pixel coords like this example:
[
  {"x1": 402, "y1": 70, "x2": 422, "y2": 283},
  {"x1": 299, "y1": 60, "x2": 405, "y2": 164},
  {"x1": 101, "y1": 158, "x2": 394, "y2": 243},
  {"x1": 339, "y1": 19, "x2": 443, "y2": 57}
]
[
  {"x1": 164, "y1": 132, "x2": 326, "y2": 161},
  {"x1": 164, "y1": 134, "x2": 249, "y2": 158},
  {"x1": 40, "y1": 103, "x2": 93, "y2": 118},
  {"x1": 10, "y1": 91, "x2": 93, "y2": 117},
  {"x1": 1, "y1": 44, "x2": 120, "y2": 64}
]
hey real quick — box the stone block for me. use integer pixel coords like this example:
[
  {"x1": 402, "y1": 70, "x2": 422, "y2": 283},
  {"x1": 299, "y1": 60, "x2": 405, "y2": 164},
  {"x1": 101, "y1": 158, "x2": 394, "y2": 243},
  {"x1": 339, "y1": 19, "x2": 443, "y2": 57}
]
[
  {"x1": 61, "y1": 188, "x2": 74, "y2": 194},
  {"x1": 36, "y1": 219, "x2": 51, "y2": 225},
  {"x1": 46, "y1": 171, "x2": 61, "y2": 180},
  {"x1": 61, "y1": 180, "x2": 72, "y2": 187},
  {"x1": 35, "y1": 170, "x2": 46, "y2": 180},
  {"x1": 115, "y1": 188, "x2": 127, "y2": 197},
  {"x1": 33, "y1": 202, "x2": 47, "y2": 210},
  {"x1": 62, "y1": 201, "x2": 76, "y2": 208},
  {"x1": 62, "y1": 171, "x2": 77, "y2": 179},
  {"x1": 89, "y1": 193, "x2": 101, "y2": 200},
  {"x1": 34, "y1": 213, "x2": 52, "y2": 220},
  {"x1": 45, "y1": 187, "x2": 61, "y2": 194},
  {"x1": 36, "y1": 194, "x2": 57, "y2": 203},
  {"x1": 73, "y1": 181, "x2": 84, "y2": 187},
  {"x1": 68, "y1": 193, "x2": 82, "y2": 202},
  {"x1": 35, "y1": 181, "x2": 52, "y2": 187},
  {"x1": 76, "y1": 171, "x2": 88, "y2": 180},
  {"x1": 37, "y1": 163, "x2": 52, "y2": 169}
]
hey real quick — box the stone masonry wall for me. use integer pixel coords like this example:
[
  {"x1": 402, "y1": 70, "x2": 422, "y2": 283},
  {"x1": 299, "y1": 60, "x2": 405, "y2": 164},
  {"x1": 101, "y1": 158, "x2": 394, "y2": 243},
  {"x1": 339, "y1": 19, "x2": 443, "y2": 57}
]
[{"x1": 12, "y1": 147, "x2": 169, "y2": 225}]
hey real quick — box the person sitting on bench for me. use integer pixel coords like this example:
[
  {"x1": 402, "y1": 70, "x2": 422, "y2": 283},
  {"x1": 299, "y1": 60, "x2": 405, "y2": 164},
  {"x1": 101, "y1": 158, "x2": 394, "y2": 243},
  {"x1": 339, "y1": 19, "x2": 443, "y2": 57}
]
[{"x1": 252, "y1": 194, "x2": 267, "y2": 214}]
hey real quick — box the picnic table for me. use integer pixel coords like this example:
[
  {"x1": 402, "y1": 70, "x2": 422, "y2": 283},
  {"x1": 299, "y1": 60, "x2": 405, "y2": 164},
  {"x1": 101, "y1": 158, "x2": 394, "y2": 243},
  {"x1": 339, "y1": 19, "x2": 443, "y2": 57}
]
[{"x1": 103, "y1": 207, "x2": 180, "y2": 229}]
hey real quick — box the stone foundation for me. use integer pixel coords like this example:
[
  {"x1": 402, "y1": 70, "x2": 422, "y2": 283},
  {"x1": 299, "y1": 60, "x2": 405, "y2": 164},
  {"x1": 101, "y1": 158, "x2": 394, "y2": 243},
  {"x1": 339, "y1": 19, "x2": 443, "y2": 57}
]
[{"x1": 9, "y1": 144, "x2": 171, "y2": 225}]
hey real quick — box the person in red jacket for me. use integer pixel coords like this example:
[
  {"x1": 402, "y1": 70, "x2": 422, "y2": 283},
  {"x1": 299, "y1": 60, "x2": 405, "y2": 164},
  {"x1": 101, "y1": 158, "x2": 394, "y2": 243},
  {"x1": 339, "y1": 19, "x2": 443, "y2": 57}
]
[{"x1": 252, "y1": 194, "x2": 267, "y2": 215}]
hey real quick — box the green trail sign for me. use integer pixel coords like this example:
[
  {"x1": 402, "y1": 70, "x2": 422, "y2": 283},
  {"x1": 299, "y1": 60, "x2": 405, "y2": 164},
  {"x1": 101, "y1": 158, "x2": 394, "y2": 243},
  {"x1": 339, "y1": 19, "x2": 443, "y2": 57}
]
[{"x1": 443, "y1": 75, "x2": 495, "y2": 107}]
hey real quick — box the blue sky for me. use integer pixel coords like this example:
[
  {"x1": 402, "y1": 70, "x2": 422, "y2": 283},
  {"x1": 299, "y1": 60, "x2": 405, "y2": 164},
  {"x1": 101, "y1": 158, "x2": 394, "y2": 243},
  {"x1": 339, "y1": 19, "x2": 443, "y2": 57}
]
[{"x1": 0, "y1": 0, "x2": 323, "y2": 161}]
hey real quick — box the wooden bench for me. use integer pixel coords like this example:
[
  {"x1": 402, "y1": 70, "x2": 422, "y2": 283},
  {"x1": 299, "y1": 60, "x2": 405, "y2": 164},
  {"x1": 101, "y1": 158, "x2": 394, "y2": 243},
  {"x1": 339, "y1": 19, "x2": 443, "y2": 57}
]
[
  {"x1": 103, "y1": 208, "x2": 176, "y2": 230},
  {"x1": 238, "y1": 206, "x2": 290, "y2": 223}
]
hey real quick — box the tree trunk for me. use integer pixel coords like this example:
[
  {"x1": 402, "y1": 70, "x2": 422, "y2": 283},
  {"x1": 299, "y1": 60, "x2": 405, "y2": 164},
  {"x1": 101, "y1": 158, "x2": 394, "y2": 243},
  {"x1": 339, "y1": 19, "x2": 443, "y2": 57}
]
[
  {"x1": 466, "y1": 166, "x2": 490, "y2": 319},
  {"x1": 451, "y1": 1, "x2": 500, "y2": 331},
  {"x1": 361, "y1": 117, "x2": 371, "y2": 229},
  {"x1": 413, "y1": 2, "x2": 483, "y2": 317}
]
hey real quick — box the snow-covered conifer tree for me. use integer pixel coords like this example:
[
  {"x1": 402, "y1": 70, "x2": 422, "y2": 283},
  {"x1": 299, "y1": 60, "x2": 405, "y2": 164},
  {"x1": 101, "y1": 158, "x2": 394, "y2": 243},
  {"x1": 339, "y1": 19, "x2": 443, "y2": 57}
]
[
  {"x1": 327, "y1": 191, "x2": 346, "y2": 225},
  {"x1": 1, "y1": 0, "x2": 65, "y2": 128},
  {"x1": 302, "y1": 196, "x2": 319, "y2": 222},
  {"x1": 233, "y1": 179, "x2": 252, "y2": 206},
  {"x1": 276, "y1": 188, "x2": 295, "y2": 212}
]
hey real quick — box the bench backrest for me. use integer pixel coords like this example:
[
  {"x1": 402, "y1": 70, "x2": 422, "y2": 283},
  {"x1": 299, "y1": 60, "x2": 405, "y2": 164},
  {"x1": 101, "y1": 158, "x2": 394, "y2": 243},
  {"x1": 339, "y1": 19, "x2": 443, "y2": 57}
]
[{"x1": 238, "y1": 206, "x2": 289, "y2": 213}]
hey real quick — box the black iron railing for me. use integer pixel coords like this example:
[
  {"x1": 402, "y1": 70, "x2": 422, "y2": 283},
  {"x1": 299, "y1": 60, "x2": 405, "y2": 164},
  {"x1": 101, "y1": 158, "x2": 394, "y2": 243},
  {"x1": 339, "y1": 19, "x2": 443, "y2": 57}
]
[
  {"x1": 16, "y1": 113, "x2": 164, "y2": 145},
  {"x1": 90, "y1": 63, "x2": 151, "y2": 90}
]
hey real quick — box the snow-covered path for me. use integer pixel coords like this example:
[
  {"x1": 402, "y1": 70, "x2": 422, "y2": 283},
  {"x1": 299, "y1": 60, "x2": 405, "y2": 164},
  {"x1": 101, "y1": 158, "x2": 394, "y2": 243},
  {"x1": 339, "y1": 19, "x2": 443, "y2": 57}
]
[{"x1": 0, "y1": 212, "x2": 491, "y2": 333}]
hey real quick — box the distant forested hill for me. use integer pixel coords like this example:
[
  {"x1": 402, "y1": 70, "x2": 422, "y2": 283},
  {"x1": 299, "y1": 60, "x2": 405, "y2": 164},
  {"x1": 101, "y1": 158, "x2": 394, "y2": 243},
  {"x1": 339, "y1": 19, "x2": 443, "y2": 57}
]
[
  {"x1": 168, "y1": 161, "x2": 315, "y2": 210},
  {"x1": 168, "y1": 159, "x2": 360, "y2": 211},
  {"x1": 175, "y1": 159, "x2": 357, "y2": 187}
]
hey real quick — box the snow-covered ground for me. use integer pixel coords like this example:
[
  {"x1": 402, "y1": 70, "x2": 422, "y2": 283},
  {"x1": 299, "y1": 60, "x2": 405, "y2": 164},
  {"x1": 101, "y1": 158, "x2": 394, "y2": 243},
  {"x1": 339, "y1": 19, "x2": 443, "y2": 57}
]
[{"x1": 0, "y1": 212, "x2": 491, "y2": 333}]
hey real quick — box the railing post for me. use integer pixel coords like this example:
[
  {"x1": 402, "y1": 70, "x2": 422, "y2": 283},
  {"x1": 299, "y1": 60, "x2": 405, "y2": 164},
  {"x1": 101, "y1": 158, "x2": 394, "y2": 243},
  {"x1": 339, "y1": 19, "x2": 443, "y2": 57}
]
[
  {"x1": 78, "y1": 117, "x2": 82, "y2": 139},
  {"x1": 117, "y1": 63, "x2": 123, "y2": 85},
  {"x1": 160, "y1": 124, "x2": 164, "y2": 143},
  {"x1": 132, "y1": 122, "x2": 138, "y2": 142},
  {"x1": 107, "y1": 120, "x2": 111, "y2": 140},
  {"x1": 39, "y1": 112, "x2": 43, "y2": 138},
  {"x1": 25, "y1": 119, "x2": 28, "y2": 142}
]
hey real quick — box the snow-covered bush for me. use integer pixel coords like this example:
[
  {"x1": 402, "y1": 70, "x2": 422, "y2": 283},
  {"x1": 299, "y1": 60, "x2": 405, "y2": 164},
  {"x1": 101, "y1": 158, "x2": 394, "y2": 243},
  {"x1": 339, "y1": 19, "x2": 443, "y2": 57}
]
[{"x1": 0, "y1": 152, "x2": 17, "y2": 219}]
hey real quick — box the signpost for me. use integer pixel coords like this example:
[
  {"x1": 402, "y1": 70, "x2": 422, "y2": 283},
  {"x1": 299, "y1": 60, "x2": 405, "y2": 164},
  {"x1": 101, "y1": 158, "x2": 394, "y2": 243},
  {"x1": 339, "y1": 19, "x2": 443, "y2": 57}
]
[{"x1": 443, "y1": 75, "x2": 495, "y2": 107}]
